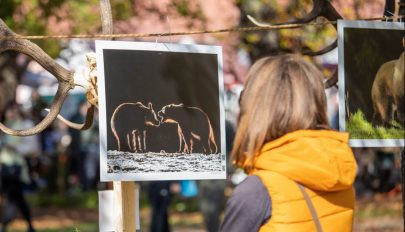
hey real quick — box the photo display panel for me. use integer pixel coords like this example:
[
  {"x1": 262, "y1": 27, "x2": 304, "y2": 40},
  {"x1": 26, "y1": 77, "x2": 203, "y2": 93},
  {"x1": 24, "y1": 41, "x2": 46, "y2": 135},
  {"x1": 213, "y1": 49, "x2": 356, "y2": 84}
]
[
  {"x1": 338, "y1": 20, "x2": 404, "y2": 147},
  {"x1": 96, "y1": 41, "x2": 226, "y2": 181}
]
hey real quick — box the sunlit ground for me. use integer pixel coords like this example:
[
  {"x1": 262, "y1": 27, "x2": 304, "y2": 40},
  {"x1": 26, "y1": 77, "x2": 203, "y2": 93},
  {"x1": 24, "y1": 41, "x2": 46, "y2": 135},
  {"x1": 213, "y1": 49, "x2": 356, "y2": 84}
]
[{"x1": 4, "y1": 192, "x2": 403, "y2": 232}]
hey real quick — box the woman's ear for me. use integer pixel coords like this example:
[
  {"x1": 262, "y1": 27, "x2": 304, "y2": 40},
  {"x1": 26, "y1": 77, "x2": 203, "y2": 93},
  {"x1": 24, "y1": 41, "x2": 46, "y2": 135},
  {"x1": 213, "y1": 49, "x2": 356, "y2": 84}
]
[{"x1": 148, "y1": 102, "x2": 152, "y2": 109}]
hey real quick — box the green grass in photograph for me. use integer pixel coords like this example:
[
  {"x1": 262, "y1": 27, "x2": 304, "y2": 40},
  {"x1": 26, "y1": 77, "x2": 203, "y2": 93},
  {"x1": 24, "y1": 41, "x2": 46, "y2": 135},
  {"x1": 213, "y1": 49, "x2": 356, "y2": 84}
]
[{"x1": 347, "y1": 110, "x2": 404, "y2": 139}]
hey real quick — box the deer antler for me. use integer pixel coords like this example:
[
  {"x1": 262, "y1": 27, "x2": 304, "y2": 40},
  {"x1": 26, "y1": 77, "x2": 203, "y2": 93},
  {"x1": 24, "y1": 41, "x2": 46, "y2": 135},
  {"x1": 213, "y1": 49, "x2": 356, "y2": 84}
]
[
  {"x1": 324, "y1": 70, "x2": 338, "y2": 89},
  {"x1": 0, "y1": 19, "x2": 74, "y2": 136},
  {"x1": 247, "y1": 0, "x2": 342, "y2": 88},
  {"x1": 248, "y1": 0, "x2": 342, "y2": 56},
  {"x1": 0, "y1": 19, "x2": 96, "y2": 135},
  {"x1": 46, "y1": 104, "x2": 95, "y2": 130}
]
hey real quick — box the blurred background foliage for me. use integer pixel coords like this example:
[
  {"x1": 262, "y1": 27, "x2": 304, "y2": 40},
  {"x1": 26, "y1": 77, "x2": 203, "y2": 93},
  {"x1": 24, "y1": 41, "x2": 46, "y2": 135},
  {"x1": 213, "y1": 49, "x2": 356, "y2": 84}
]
[
  {"x1": 237, "y1": 0, "x2": 337, "y2": 60},
  {"x1": 0, "y1": 0, "x2": 340, "y2": 59},
  {"x1": 0, "y1": 0, "x2": 100, "y2": 57}
]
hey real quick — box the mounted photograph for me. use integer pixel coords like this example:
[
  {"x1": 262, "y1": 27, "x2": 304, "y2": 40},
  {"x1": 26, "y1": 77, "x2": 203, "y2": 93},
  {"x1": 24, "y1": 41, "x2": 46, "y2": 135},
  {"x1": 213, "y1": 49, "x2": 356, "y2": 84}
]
[
  {"x1": 338, "y1": 20, "x2": 404, "y2": 147},
  {"x1": 96, "y1": 41, "x2": 226, "y2": 181}
]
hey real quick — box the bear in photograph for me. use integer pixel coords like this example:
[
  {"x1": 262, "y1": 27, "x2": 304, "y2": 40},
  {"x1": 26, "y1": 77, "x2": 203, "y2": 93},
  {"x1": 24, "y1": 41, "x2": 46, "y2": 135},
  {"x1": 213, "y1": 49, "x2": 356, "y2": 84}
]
[
  {"x1": 101, "y1": 46, "x2": 224, "y2": 177},
  {"x1": 157, "y1": 103, "x2": 217, "y2": 154},
  {"x1": 111, "y1": 102, "x2": 160, "y2": 153},
  {"x1": 371, "y1": 37, "x2": 404, "y2": 128}
]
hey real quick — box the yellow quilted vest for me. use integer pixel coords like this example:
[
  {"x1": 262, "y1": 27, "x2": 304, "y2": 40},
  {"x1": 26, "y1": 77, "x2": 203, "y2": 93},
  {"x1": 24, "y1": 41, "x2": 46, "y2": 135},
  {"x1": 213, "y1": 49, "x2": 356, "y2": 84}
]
[
  {"x1": 247, "y1": 130, "x2": 356, "y2": 232},
  {"x1": 254, "y1": 170, "x2": 354, "y2": 232}
]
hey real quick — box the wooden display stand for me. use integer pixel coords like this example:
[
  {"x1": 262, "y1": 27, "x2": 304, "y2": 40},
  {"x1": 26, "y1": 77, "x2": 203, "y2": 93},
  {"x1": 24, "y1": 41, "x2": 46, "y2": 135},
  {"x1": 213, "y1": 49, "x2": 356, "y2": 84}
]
[{"x1": 113, "y1": 181, "x2": 136, "y2": 231}]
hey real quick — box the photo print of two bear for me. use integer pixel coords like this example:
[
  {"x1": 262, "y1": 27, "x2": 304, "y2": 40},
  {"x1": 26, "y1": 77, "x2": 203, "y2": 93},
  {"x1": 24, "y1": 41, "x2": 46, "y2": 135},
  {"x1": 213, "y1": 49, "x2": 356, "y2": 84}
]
[
  {"x1": 96, "y1": 41, "x2": 226, "y2": 181},
  {"x1": 111, "y1": 102, "x2": 217, "y2": 154}
]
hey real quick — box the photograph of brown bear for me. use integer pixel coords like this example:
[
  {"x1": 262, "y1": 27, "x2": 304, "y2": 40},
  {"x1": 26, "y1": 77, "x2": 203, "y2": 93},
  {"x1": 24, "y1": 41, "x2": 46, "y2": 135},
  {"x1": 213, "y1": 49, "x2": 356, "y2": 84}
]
[
  {"x1": 158, "y1": 104, "x2": 217, "y2": 154},
  {"x1": 342, "y1": 25, "x2": 404, "y2": 140},
  {"x1": 101, "y1": 46, "x2": 224, "y2": 175},
  {"x1": 111, "y1": 102, "x2": 160, "y2": 152},
  {"x1": 371, "y1": 37, "x2": 404, "y2": 127}
]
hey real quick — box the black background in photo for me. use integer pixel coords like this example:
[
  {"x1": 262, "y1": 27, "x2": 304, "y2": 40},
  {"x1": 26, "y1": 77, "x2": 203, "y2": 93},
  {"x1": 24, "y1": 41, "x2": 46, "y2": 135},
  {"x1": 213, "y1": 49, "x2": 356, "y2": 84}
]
[
  {"x1": 103, "y1": 49, "x2": 221, "y2": 154},
  {"x1": 344, "y1": 27, "x2": 404, "y2": 121}
]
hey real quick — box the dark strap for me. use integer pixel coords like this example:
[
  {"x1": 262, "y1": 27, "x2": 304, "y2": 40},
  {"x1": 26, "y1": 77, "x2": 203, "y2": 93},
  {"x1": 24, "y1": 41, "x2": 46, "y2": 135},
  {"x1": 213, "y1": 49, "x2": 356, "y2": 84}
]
[{"x1": 297, "y1": 183, "x2": 324, "y2": 232}]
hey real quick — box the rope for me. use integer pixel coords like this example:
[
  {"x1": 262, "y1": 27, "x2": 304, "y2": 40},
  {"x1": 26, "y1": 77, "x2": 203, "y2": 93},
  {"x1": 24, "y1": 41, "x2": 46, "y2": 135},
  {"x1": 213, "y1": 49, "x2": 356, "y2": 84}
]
[{"x1": 0, "y1": 16, "x2": 403, "y2": 40}]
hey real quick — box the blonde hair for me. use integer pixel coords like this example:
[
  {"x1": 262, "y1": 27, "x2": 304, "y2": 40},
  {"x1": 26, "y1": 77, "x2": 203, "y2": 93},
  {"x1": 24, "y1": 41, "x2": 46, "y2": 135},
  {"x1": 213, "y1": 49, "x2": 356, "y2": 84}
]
[{"x1": 232, "y1": 54, "x2": 329, "y2": 172}]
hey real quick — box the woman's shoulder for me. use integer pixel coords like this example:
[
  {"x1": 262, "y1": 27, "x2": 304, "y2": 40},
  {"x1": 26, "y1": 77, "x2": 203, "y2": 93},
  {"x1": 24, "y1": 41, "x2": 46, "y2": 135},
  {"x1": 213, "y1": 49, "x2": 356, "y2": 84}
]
[
  {"x1": 233, "y1": 175, "x2": 269, "y2": 197},
  {"x1": 220, "y1": 175, "x2": 272, "y2": 232}
]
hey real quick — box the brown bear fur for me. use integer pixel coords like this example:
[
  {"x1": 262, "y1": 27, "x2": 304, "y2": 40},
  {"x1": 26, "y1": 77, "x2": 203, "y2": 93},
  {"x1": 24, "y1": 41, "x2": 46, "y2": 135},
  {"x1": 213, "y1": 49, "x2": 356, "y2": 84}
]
[{"x1": 371, "y1": 38, "x2": 404, "y2": 127}]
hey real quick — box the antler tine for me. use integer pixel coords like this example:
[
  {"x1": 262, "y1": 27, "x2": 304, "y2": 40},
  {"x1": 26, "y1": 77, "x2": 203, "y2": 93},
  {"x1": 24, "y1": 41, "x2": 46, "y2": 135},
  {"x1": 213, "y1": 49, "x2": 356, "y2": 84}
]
[
  {"x1": 296, "y1": 0, "x2": 341, "y2": 56},
  {"x1": 303, "y1": 40, "x2": 337, "y2": 56},
  {"x1": 247, "y1": 15, "x2": 272, "y2": 27},
  {"x1": 0, "y1": 83, "x2": 72, "y2": 136},
  {"x1": 46, "y1": 104, "x2": 95, "y2": 130},
  {"x1": 0, "y1": 18, "x2": 75, "y2": 136},
  {"x1": 324, "y1": 70, "x2": 338, "y2": 89}
]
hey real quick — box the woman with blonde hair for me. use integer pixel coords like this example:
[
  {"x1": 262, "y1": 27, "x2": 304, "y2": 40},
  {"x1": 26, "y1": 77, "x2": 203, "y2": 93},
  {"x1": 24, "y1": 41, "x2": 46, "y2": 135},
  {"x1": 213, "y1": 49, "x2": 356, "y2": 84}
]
[{"x1": 220, "y1": 54, "x2": 356, "y2": 232}]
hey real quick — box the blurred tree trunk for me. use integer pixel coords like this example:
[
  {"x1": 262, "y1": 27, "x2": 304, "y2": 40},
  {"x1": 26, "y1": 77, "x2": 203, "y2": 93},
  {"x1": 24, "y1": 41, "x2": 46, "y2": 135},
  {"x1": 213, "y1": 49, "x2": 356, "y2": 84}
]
[{"x1": 0, "y1": 52, "x2": 29, "y2": 117}]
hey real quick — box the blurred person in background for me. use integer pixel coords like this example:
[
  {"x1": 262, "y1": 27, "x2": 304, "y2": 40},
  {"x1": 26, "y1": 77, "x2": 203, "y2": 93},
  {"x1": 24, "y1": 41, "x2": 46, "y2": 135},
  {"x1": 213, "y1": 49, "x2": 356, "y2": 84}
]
[
  {"x1": 148, "y1": 181, "x2": 173, "y2": 232},
  {"x1": 81, "y1": 115, "x2": 100, "y2": 191},
  {"x1": 0, "y1": 102, "x2": 38, "y2": 232},
  {"x1": 355, "y1": 148, "x2": 400, "y2": 197},
  {"x1": 221, "y1": 54, "x2": 356, "y2": 231},
  {"x1": 67, "y1": 100, "x2": 88, "y2": 193},
  {"x1": 30, "y1": 88, "x2": 52, "y2": 155},
  {"x1": 198, "y1": 180, "x2": 226, "y2": 232}
]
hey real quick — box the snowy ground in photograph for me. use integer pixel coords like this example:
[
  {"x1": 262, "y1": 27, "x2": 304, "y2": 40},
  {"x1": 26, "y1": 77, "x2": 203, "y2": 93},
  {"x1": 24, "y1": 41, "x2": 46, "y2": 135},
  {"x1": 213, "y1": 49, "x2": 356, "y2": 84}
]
[{"x1": 107, "y1": 151, "x2": 224, "y2": 173}]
